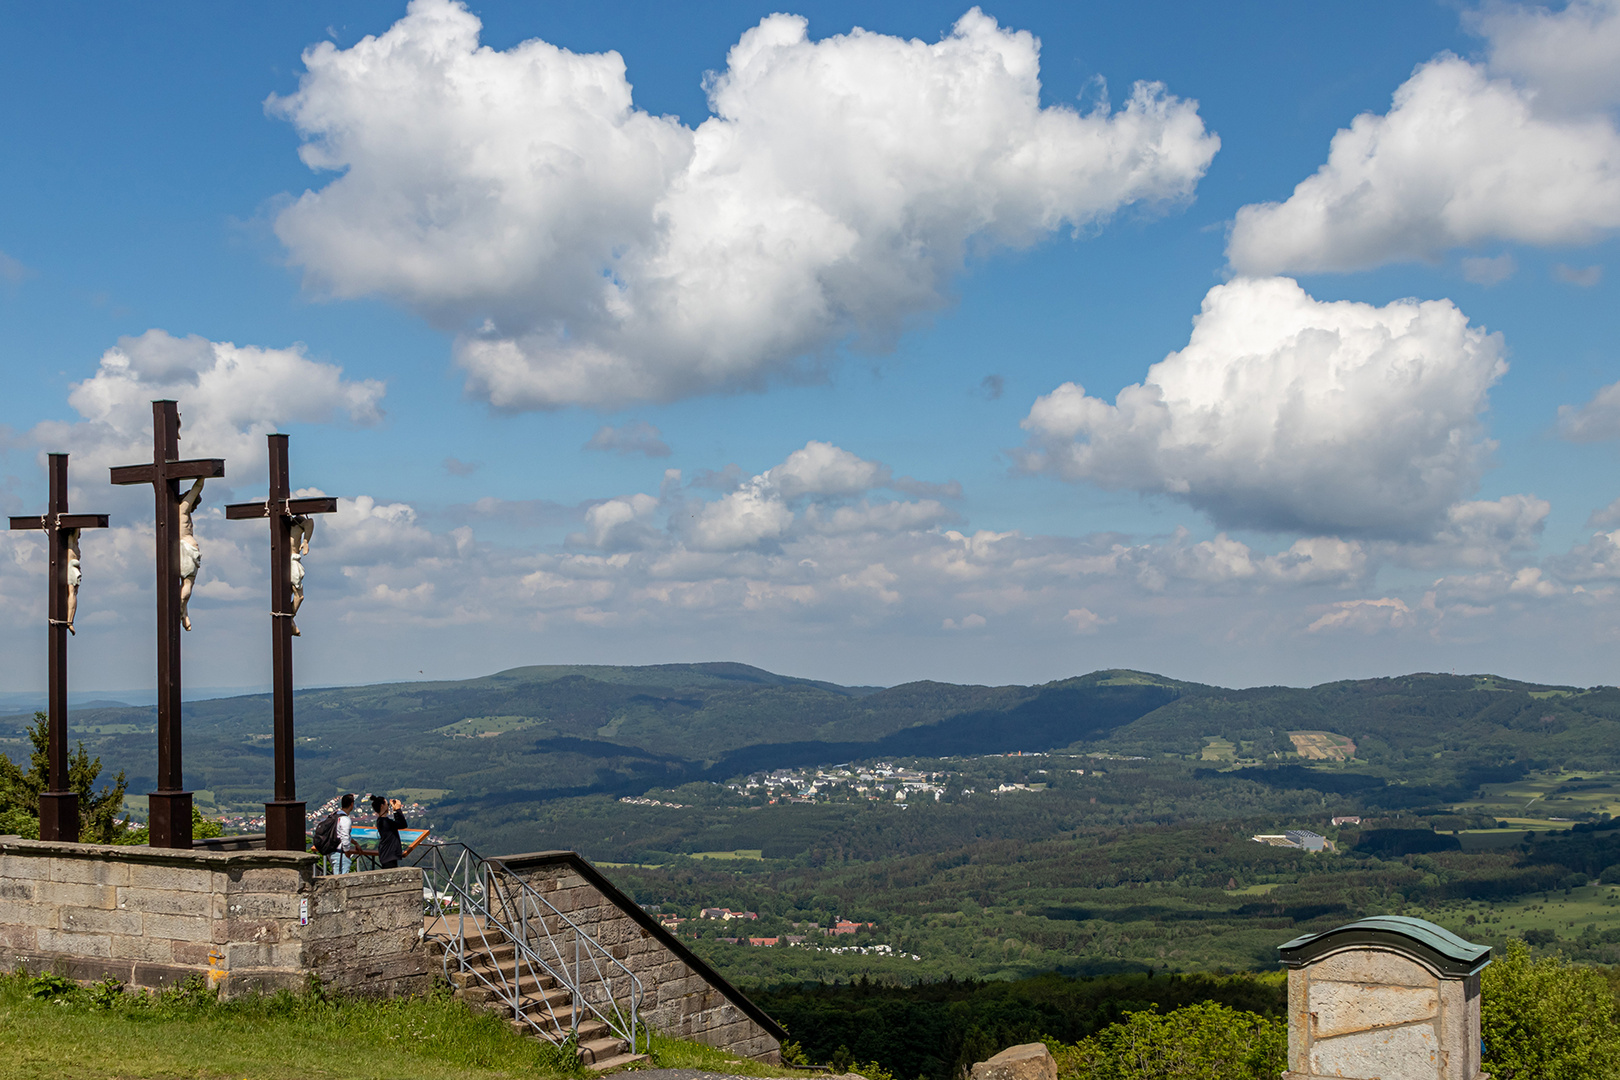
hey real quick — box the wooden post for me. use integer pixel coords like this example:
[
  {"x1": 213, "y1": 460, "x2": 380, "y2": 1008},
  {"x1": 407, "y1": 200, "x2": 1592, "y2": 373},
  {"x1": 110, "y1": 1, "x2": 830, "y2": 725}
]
[
  {"x1": 109, "y1": 401, "x2": 225, "y2": 849},
  {"x1": 7, "y1": 454, "x2": 110, "y2": 842},
  {"x1": 225, "y1": 434, "x2": 337, "y2": 851}
]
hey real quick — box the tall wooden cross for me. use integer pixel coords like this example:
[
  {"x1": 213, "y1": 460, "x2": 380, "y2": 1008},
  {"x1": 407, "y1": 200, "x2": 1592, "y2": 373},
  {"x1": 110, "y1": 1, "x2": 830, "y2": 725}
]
[
  {"x1": 225, "y1": 434, "x2": 337, "y2": 851},
  {"x1": 110, "y1": 400, "x2": 225, "y2": 849},
  {"x1": 7, "y1": 454, "x2": 110, "y2": 843}
]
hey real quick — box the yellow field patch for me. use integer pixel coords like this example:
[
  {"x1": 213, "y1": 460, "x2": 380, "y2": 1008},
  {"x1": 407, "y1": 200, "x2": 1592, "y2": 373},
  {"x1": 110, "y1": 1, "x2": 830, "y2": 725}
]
[{"x1": 1288, "y1": 730, "x2": 1357, "y2": 760}]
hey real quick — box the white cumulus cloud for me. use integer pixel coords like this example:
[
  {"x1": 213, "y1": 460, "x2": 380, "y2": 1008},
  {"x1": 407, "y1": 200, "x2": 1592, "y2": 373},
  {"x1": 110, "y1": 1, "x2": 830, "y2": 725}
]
[
  {"x1": 29, "y1": 329, "x2": 385, "y2": 473},
  {"x1": 1472, "y1": 0, "x2": 1620, "y2": 115},
  {"x1": 1227, "y1": 54, "x2": 1620, "y2": 275},
  {"x1": 1019, "y1": 277, "x2": 1506, "y2": 538},
  {"x1": 1558, "y1": 380, "x2": 1620, "y2": 441},
  {"x1": 1307, "y1": 597, "x2": 1416, "y2": 634},
  {"x1": 269, "y1": 0, "x2": 1219, "y2": 409}
]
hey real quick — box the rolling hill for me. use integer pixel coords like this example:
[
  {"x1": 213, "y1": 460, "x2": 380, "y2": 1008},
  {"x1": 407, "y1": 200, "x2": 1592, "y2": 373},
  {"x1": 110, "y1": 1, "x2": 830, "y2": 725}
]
[{"x1": 6, "y1": 663, "x2": 1620, "y2": 844}]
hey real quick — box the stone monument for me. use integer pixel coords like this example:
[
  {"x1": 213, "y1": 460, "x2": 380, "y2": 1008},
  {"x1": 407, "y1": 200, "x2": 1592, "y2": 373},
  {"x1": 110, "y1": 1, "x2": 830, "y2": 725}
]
[{"x1": 1278, "y1": 915, "x2": 1490, "y2": 1080}]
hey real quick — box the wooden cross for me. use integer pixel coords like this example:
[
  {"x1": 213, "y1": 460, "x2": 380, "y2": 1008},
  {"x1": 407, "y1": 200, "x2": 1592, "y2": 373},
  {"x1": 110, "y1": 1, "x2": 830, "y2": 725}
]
[
  {"x1": 225, "y1": 434, "x2": 337, "y2": 852},
  {"x1": 7, "y1": 454, "x2": 110, "y2": 843},
  {"x1": 109, "y1": 400, "x2": 225, "y2": 849}
]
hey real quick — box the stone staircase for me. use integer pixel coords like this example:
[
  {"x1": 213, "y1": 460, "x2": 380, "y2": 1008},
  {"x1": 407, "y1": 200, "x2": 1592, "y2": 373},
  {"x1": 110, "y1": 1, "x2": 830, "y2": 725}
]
[{"x1": 424, "y1": 914, "x2": 646, "y2": 1072}]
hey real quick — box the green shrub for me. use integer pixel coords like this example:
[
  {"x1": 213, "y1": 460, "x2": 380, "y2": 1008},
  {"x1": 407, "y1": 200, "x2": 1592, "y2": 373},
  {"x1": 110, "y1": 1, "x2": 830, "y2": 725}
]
[
  {"x1": 1046, "y1": 1001, "x2": 1285, "y2": 1080},
  {"x1": 0, "y1": 712, "x2": 130, "y2": 842},
  {"x1": 1482, "y1": 939, "x2": 1620, "y2": 1080}
]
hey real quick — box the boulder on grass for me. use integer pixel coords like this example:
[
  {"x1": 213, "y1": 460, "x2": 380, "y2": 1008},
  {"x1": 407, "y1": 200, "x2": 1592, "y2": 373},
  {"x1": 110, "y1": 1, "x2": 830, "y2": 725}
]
[{"x1": 969, "y1": 1043, "x2": 1057, "y2": 1080}]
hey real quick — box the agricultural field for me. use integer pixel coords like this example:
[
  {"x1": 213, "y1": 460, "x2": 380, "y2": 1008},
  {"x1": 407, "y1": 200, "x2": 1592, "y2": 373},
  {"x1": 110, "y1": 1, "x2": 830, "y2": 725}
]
[
  {"x1": 429, "y1": 715, "x2": 545, "y2": 738},
  {"x1": 1453, "y1": 769, "x2": 1620, "y2": 826},
  {"x1": 1407, "y1": 883, "x2": 1620, "y2": 944},
  {"x1": 1287, "y1": 731, "x2": 1356, "y2": 761},
  {"x1": 1201, "y1": 737, "x2": 1236, "y2": 762}
]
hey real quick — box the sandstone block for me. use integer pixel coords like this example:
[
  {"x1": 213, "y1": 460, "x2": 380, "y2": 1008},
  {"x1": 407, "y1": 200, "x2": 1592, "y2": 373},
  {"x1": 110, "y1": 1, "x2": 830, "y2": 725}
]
[
  {"x1": 48, "y1": 858, "x2": 130, "y2": 887},
  {"x1": 111, "y1": 932, "x2": 174, "y2": 964},
  {"x1": 1308, "y1": 948, "x2": 1434, "y2": 987},
  {"x1": 0, "y1": 923, "x2": 39, "y2": 951},
  {"x1": 1308, "y1": 981, "x2": 1437, "y2": 1038},
  {"x1": 142, "y1": 911, "x2": 210, "y2": 942},
  {"x1": 0, "y1": 878, "x2": 36, "y2": 901},
  {"x1": 172, "y1": 941, "x2": 212, "y2": 966},
  {"x1": 971, "y1": 1043, "x2": 1058, "y2": 1080},
  {"x1": 227, "y1": 867, "x2": 303, "y2": 892},
  {"x1": 267, "y1": 942, "x2": 306, "y2": 968},
  {"x1": 125, "y1": 863, "x2": 215, "y2": 893},
  {"x1": 41, "y1": 882, "x2": 116, "y2": 910},
  {"x1": 118, "y1": 885, "x2": 212, "y2": 917},
  {"x1": 0, "y1": 898, "x2": 44, "y2": 925},
  {"x1": 223, "y1": 917, "x2": 286, "y2": 944},
  {"x1": 38, "y1": 928, "x2": 112, "y2": 958},
  {"x1": 60, "y1": 905, "x2": 142, "y2": 936},
  {"x1": 225, "y1": 892, "x2": 299, "y2": 921},
  {"x1": 1310, "y1": 1023, "x2": 1439, "y2": 1080}
]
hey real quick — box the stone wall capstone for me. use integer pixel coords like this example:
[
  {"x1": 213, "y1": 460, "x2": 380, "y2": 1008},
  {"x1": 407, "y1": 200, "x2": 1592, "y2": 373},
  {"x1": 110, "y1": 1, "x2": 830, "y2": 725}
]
[{"x1": 497, "y1": 850, "x2": 785, "y2": 1062}]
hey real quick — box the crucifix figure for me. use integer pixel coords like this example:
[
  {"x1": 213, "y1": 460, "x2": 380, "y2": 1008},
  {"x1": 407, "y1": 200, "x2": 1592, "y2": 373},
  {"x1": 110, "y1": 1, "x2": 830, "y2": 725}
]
[
  {"x1": 178, "y1": 477, "x2": 204, "y2": 630},
  {"x1": 226, "y1": 434, "x2": 336, "y2": 851},
  {"x1": 7, "y1": 454, "x2": 110, "y2": 842},
  {"x1": 110, "y1": 401, "x2": 225, "y2": 849}
]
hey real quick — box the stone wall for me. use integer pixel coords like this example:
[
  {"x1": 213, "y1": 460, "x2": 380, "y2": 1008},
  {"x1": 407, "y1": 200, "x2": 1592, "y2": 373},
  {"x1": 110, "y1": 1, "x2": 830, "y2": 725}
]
[
  {"x1": 499, "y1": 851, "x2": 785, "y2": 1062},
  {"x1": 0, "y1": 836, "x2": 430, "y2": 998},
  {"x1": 1285, "y1": 948, "x2": 1481, "y2": 1080},
  {"x1": 1279, "y1": 917, "x2": 1489, "y2": 1080}
]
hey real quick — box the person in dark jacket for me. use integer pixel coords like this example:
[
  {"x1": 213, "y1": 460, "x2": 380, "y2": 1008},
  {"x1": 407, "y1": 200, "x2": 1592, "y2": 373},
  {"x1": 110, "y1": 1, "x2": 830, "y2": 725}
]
[{"x1": 372, "y1": 795, "x2": 408, "y2": 868}]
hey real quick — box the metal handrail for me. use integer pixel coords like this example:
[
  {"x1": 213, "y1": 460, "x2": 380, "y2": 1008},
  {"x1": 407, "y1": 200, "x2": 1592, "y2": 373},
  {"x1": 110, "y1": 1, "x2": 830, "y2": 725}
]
[{"x1": 415, "y1": 842, "x2": 642, "y2": 1053}]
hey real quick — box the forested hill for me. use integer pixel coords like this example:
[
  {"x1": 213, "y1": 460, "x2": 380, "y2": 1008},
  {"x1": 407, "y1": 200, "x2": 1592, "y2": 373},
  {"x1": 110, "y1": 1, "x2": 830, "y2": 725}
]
[{"x1": 5, "y1": 663, "x2": 1620, "y2": 833}]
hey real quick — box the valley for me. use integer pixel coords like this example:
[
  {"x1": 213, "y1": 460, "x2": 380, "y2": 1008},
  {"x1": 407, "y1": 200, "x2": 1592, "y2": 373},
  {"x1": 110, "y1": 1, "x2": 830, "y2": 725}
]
[{"x1": 8, "y1": 662, "x2": 1620, "y2": 986}]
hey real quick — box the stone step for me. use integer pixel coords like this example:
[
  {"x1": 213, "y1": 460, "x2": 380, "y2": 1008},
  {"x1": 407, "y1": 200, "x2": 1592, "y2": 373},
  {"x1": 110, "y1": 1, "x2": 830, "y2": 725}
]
[
  {"x1": 513, "y1": 988, "x2": 576, "y2": 1018},
  {"x1": 456, "y1": 978, "x2": 570, "y2": 1010},
  {"x1": 461, "y1": 966, "x2": 559, "y2": 997},
  {"x1": 578, "y1": 1035, "x2": 630, "y2": 1064},
  {"x1": 587, "y1": 1052, "x2": 649, "y2": 1074}
]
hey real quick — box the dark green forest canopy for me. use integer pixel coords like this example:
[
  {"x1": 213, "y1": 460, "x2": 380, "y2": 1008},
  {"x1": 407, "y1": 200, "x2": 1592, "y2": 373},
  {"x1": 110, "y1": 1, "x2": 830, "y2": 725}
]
[
  {"x1": 12, "y1": 662, "x2": 1620, "y2": 987},
  {"x1": 6, "y1": 664, "x2": 1613, "y2": 820}
]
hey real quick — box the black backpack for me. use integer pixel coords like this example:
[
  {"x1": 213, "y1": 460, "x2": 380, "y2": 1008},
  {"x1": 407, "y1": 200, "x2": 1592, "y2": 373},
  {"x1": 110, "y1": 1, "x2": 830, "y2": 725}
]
[{"x1": 311, "y1": 812, "x2": 341, "y2": 856}]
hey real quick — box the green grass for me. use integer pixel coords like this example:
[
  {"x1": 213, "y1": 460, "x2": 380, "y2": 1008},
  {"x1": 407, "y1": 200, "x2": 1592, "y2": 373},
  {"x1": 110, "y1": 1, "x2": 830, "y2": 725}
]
[
  {"x1": 0, "y1": 971, "x2": 801, "y2": 1080},
  {"x1": 688, "y1": 849, "x2": 765, "y2": 861},
  {"x1": 0, "y1": 974, "x2": 573, "y2": 1080},
  {"x1": 1200, "y1": 737, "x2": 1236, "y2": 762},
  {"x1": 1406, "y1": 884, "x2": 1620, "y2": 942},
  {"x1": 645, "y1": 1033, "x2": 800, "y2": 1077}
]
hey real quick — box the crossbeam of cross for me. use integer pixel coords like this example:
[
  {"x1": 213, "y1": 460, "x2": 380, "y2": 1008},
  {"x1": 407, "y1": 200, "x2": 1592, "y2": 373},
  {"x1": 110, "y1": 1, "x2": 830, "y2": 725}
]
[
  {"x1": 7, "y1": 453, "x2": 109, "y2": 842},
  {"x1": 225, "y1": 434, "x2": 337, "y2": 851},
  {"x1": 109, "y1": 400, "x2": 225, "y2": 849}
]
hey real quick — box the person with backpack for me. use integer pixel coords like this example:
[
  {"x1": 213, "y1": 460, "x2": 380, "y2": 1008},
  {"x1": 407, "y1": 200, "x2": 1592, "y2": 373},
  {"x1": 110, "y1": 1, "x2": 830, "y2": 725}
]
[
  {"x1": 372, "y1": 795, "x2": 408, "y2": 869},
  {"x1": 311, "y1": 794, "x2": 358, "y2": 873}
]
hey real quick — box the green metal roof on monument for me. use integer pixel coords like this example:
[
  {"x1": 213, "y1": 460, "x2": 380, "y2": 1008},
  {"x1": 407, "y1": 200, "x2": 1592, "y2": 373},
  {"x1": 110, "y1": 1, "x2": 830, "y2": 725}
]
[{"x1": 1278, "y1": 916, "x2": 1491, "y2": 977}]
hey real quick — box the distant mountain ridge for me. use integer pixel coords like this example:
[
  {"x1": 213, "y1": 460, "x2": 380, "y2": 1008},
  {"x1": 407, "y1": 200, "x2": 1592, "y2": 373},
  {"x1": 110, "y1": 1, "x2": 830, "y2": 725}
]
[{"x1": 5, "y1": 663, "x2": 1618, "y2": 843}]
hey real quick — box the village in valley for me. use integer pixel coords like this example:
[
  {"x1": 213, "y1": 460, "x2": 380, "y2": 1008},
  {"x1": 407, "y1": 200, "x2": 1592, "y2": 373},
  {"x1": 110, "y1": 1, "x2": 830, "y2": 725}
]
[{"x1": 722, "y1": 755, "x2": 1101, "y2": 806}]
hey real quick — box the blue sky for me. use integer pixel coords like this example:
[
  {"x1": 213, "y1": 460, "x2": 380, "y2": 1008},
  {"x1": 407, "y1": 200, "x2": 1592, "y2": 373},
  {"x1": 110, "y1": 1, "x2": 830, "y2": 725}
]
[{"x1": 2, "y1": 0, "x2": 1619, "y2": 694}]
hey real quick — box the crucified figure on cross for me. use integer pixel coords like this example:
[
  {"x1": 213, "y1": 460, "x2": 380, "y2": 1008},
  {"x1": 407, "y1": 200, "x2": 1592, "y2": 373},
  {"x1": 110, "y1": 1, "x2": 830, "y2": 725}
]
[
  {"x1": 65, "y1": 529, "x2": 82, "y2": 635},
  {"x1": 289, "y1": 515, "x2": 313, "y2": 636},
  {"x1": 177, "y1": 477, "x2": 204, "y2": 631}
]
